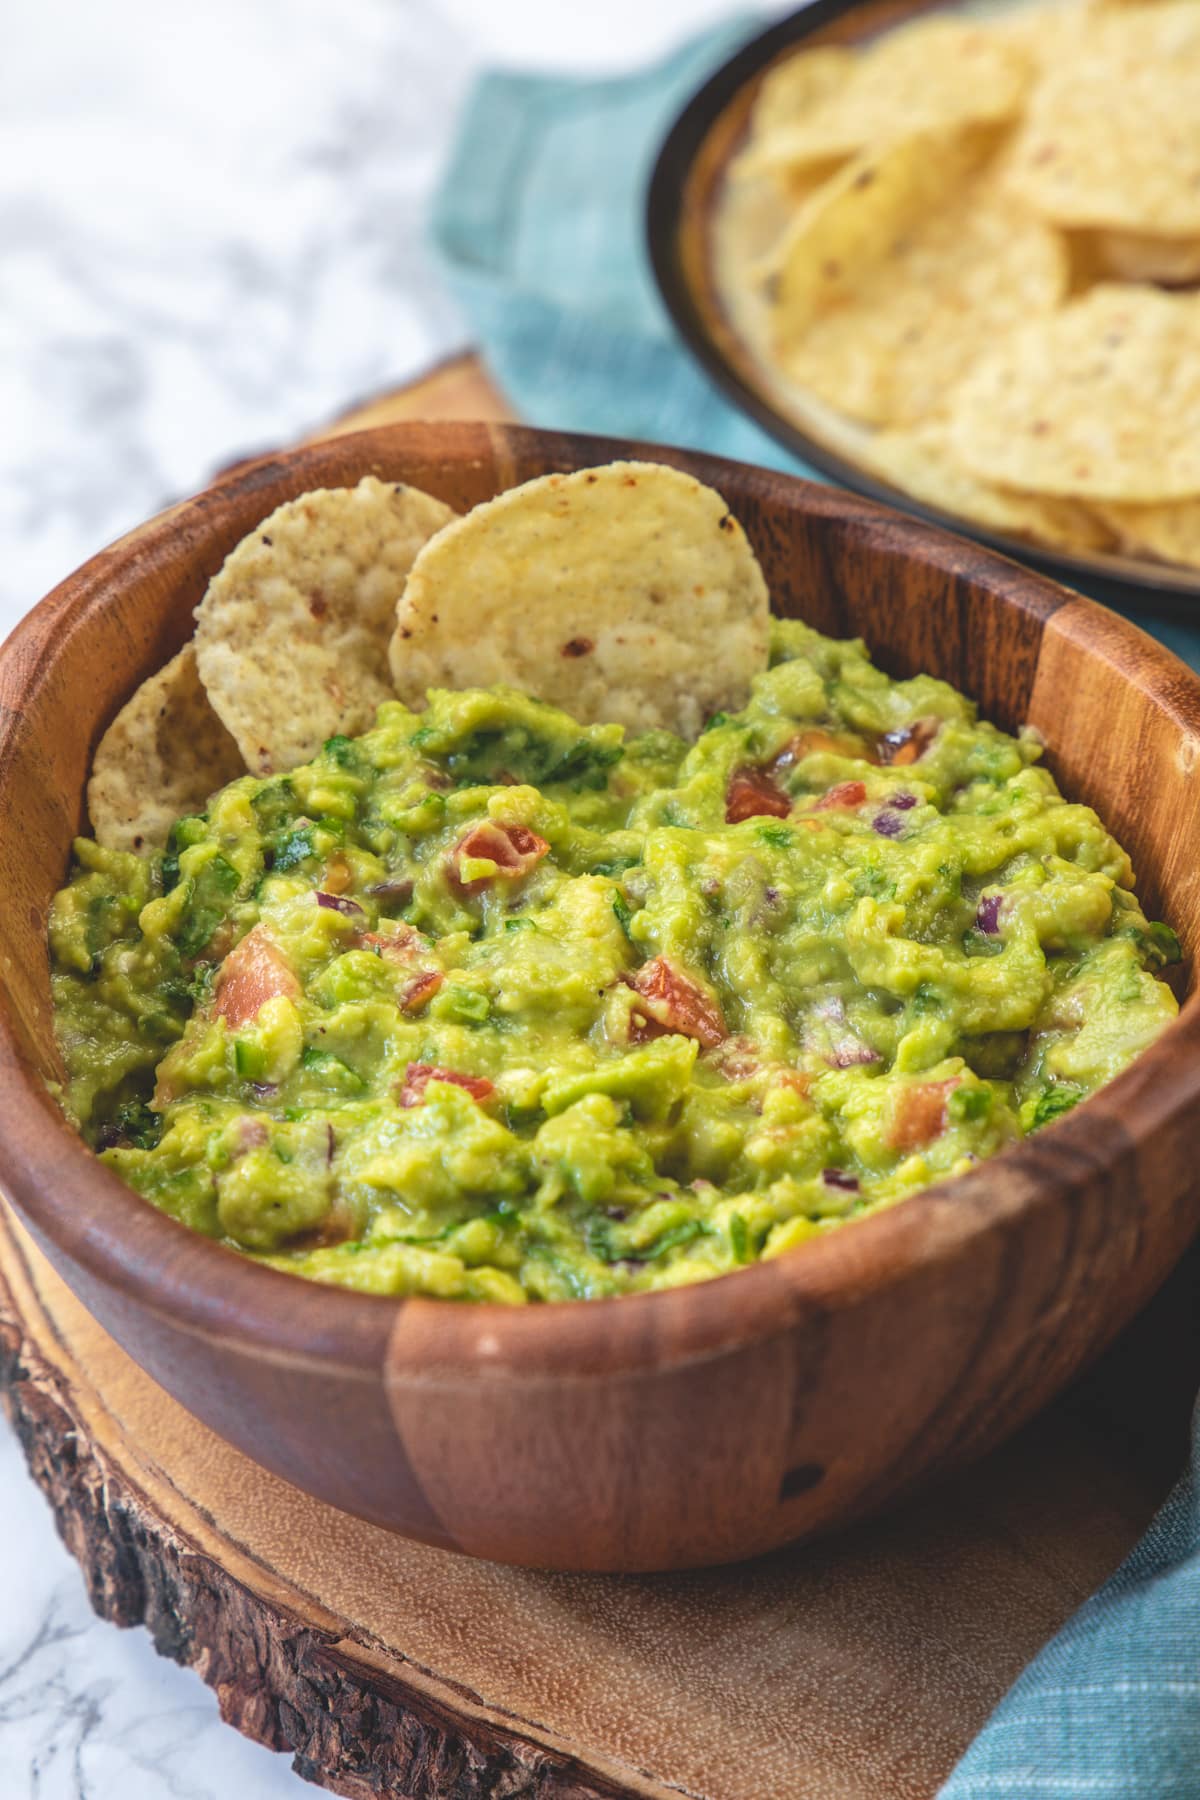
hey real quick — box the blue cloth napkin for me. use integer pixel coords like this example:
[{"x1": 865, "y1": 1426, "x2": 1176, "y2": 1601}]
[{"x1": 431, "y1": 30, "x2": 1200, "y2": 1795}]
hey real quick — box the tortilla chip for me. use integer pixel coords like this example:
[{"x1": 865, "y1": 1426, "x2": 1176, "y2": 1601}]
[
  {"x1": 195, "y1": 476, "x2": 456, "y2": 775},
  {"x1": 772, "y1": 150, "x2": 1066, "y2": 426},
  {"x1": 738, "y1": 18, "x2": 1028, "y2": 178},
  {"x1": 1004, "y1": 2, "x2": 1200, "y2": 234},
  {"x1": 992, "y1": 0, "x2": 1094, "y2": 71},
  {"x1": 1093, "y1": 497, "x2": 1200, "y2": 567},
  {"x1": 948, "y1": 284, "x2": 1200, "y2": 502},
  {"x1": 766, "y1": 128, "x2": 990, "y2": 339},
  {"x1": 1091, "y1": 228, "x2": 1200, "y2": 286},
  {"x1": 860, "y1": 422, "x2": 1115, "y2": 551},
  {"x1": 389, "y1": 463, "x2": 770, "y2": 741},
  {"x1": 744, "y1": 45, "x2": 854, "y2": 148},
  {"x1": 87, "y1": 644, "x2": 244, "y2": 852}
]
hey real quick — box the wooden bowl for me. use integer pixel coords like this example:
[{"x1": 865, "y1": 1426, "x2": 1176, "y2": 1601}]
[
  {"x1": 2, "y1": 423, "x2": 1199, "y2": 1573},
  {"x1": 646, "y1": 0, "x2": 1200, "y2": 606}
]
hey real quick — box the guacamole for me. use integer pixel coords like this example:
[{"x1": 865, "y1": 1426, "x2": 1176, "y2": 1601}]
[{"x1": 49, "y1": 620, "x2": 1180, "y2": 1304}]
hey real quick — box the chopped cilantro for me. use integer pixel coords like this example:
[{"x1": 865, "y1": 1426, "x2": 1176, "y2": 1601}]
[
  {"x1": 161, "y1": 813, "x2": 208, "y2": 893},
  {"x1": 589, "y1": 854, "x2": 641, "y2": 877},
  {"x1": 98, "y1": 1100, "x2": 162, "y2": 1152},
  {"x1": 962, "y1": 927, "x2": 1004, "y2": 959},
  {"x1": 176, "y1": 854, "x2": 240, "y2": 959},
  {"x1": 1142, "y1": 921, "x2": 1182, "y2": 968},
  {"x1": 1032, "y1": 1086, "x2": 1081, "y2": 1130},
  {"x1": 323, "y1": 734, "x2": 359, "y2": 768},
  {"x1": 641, "y1": 1218, "x2": 709, "y2": 1260},
  {"x1": 272, "y1": 825, "x2": 317, "y2": 872},
  {"x1": 612, "y1": 892, "x2": 636, "y2": 945},
  {"x1": 949, "y1": 1085, "x2": 992, "y2": 1123}
]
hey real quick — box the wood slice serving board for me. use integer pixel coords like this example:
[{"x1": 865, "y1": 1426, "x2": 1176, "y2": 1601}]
[{"x1": 3, "y1": 353, "x2": 1198, "y2": 1800}]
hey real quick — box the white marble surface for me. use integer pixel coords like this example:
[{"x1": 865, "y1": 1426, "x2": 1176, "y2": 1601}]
[{"x1": 0, "y1": 2, "x2": 776, "y2": 1793}]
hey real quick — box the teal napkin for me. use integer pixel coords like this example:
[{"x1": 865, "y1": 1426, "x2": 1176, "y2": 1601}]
[{"x1": 431, "y1": 34, "x2": 1200, "y2": 1793}]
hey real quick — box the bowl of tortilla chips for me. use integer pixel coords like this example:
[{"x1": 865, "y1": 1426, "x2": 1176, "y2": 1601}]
[{"x1": 649, "y1": 0, "x2": 1200, "y2": 598}]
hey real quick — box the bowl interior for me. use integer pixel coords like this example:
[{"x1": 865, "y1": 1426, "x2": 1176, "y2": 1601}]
[{"x1": 646, "y1": 0, "x2": 1200, "y2": 604}]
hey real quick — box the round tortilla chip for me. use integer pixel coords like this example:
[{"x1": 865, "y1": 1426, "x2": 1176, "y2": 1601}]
[
  {"x1": 948, "y1": 285, "x2": 1200, "y2": 502},
  {"x1": 87, "y1": 644, "x2": 244, "y2": 853},
  {"x1": 388, "y1": 462, "x2": 770, "y2": 741},
  {"x1": 737, "y1": 18, "x2": 1028, "y2": 178},
  {"x1": 1093, "y1": 497, "x2": 1200, "y2": 567},
  {"x1": 743, "y1": 45, "x2": 854, "y2": 149},
  {"x1": 765, "y1": 128, "x2": 995, "y2": 341},
  {"x1": 860, "y1": 422, "x2": 1115, "y2": 552},
  {"x1": 773, "y1": 151, "x2": 1067, "y2": 427},
  {"x1": 1004, "y1": 3, "x2": 1200, "y2": 234},
  {"x1": 195, "y1": 476, "x2": 456, "y2": 775}
]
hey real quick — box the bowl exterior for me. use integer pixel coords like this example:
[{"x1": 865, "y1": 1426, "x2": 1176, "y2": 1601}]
[{"x1": 2, "y1": 422, "x2": 1199, "y2": 1571}]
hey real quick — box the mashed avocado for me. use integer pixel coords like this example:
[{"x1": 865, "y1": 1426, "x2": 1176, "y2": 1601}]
[{"x1": 49, "y1": 620, "x2": 1180, "y2": 1303}]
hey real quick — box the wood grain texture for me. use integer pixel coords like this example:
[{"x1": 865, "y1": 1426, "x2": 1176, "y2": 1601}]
[
  {"x1": 4, "y1": 1202, "x2": 1198, "y2": 1800},
  {"x1": 1, "y1": 412, "x2": 1199, "y2": 1571}
]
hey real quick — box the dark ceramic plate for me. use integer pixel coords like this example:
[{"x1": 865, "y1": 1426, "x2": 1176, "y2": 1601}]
[{"x1": 646, "y1": 0, "x2": 1200, "y2": 607}]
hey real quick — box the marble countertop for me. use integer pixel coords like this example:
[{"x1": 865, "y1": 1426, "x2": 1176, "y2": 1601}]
[{"x1": 0, "y1": 2, "x2": 773, "y2": 1794}]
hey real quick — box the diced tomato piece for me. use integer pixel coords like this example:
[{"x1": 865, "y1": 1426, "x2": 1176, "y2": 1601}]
[
  {"x1": 399, "y1": 969, "x2": 444, "y2": 1014},
  {"x1": 885, "y1": 1080, "x2": 956, "y2": 1153},
  {"x1": 813, "y1": 779, "x2": 868, "y2": 812},
  {"x1": 776, "y1": 1069, "x2": 813, "y2": 1098},
  {"x1": 359, "y1": 923, "x2": 424, "y2": 962},
  {"x1": 399, "y1": 1063, "x2": 495, "y2": 1108},
  {"x1": 879, "y1": 718, "x2": 940, "y2": 766},
  {"x1": 627, "y1": 956, "x2": 726, "y2": 1049},
  {"x1": 725, "y1": 766, "x2": 791, "y2": 823},
  {"x1": 212, "y1": 927, "x2": 299, "y2": 1029},
  {"x1": 450, "y1": 820, "x2": 549, "y2": 893}
]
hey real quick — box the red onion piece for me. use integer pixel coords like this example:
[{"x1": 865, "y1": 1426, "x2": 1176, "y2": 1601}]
[
  {"x1": 826, "y1": 1040, "x2": 881, "y2": 1069},
  {"x1": 367, "y1": 876, "x2": 414, "y2": 905},
  {"x1": 873, "y1": 810, "x2": 904, "y2": 838},
  {"x1": 976, "y1": 894, "x2": 1003, "y2": 935},
  {"x1": 822, "y1": 1168, "x2": 860, "y2": 1192},
  {"x1": 316, "y1": 891, "x2": 364, "y2": 917}
]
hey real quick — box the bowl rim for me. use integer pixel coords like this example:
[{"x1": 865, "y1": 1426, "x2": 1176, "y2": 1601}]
[
  {"x1": 2, "y1": 419, "x2": 1199, "y2": 1382},
  {"x1": 645, "y1": 0, "x2": 1200, "y2": 607}
]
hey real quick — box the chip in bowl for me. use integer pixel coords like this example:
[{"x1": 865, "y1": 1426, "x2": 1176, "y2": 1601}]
[
  {"x1": 195, "y1": 475, "x2": 456, "y2": 775},
  {"x1": 388, "y1": 461, "x2": 770, "y2": 739},
  {"x1": 1003, "y1": 2, "x2": 1200, "y2": 236},
  {"x1": 771, "y1": 144, "x2": 1066, "y2": 426},
  {"x1": 739, "y1": 16, "x2": 1028, "y2": 176},
  {"x1": 88, "y1": 644, "x2": 244, "y2": 851},
  {"x1": 947, "y1": 285, "x2": 1200, "y2": 502},
  {"x1": 860, "y1": 421, "x2": 1113, "y2": 551}
]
